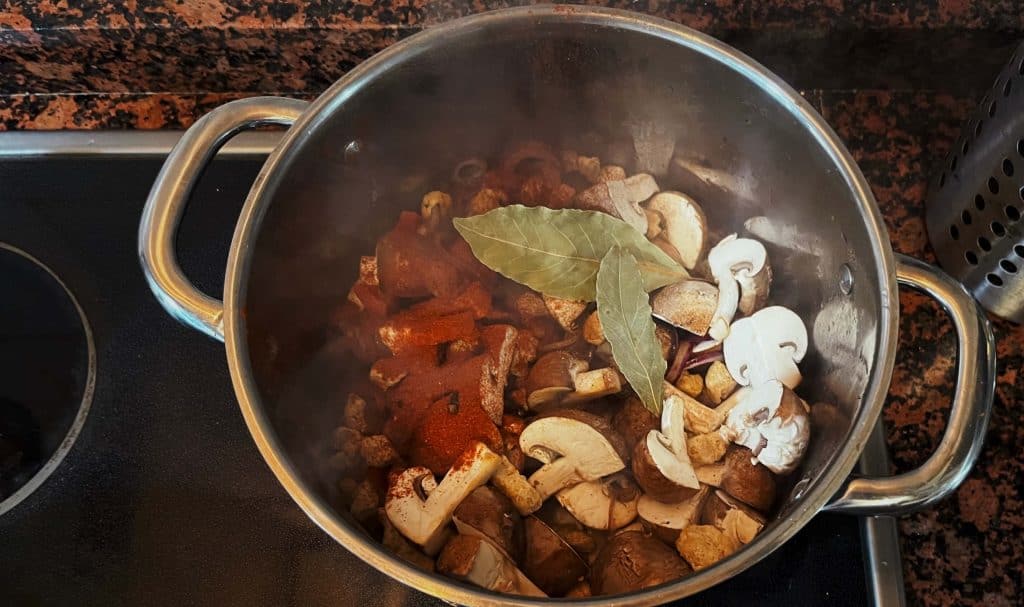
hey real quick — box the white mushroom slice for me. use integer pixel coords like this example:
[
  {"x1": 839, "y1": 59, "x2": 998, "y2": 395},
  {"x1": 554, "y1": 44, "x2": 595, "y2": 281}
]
[
  {"x1": 651, "y1": 280, "x2": 718, "y2": 336},
  {"x1": 385, "y1": 442, "x2": 501, "y2": 553},
  {"x1": 542, "y1": 294, "x2": 588, "y2": 331},
  {"x1": 722, "y1": 306, "x2": 808, "y2": 389},
  {"x1": 556, "y1": 474, "x2": 639, "y2": 530},
  {"x1": 519, "y1": 416, "x2": 625, "y2": 500},
  {"x1": 638, "y1": 485, "x2": 709, "y2": 535},
  {"x1": 437, "y1": 534, "x2": 546, "y2": 597},
  {"x1": 646, "y1": 192, "x2": 708, "y2": 270},
  {"x1": 720, "y1": 380, "x2": 810, "y2": 474},
  {"x1": 646, "y1": 394, "x2": 700, "y2": 490},
  {"x1": 707, "y1": 235, "x2": 771, "y2": 341}
]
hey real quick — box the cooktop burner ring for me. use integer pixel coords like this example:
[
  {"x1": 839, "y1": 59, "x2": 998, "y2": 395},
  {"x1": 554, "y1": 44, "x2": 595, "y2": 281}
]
[{"x1": 0, "y1": 242, "x2": 96, "y2": 517}]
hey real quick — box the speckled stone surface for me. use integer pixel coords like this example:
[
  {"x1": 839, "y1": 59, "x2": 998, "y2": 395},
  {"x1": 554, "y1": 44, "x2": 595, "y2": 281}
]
[{"x1": 2, "y1": 2, "x2": 1023, "y2": 606}]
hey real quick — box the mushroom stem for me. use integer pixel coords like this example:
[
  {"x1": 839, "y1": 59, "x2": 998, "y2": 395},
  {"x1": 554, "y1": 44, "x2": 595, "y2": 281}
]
[{"x1": 529, "y1": 457, "x2": 583, "y2": 501}]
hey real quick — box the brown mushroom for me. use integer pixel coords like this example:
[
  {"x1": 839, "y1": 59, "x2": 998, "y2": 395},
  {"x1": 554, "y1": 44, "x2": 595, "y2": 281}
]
[
  {"x1": 591, "y1": 530, "x2": 692, "y2": 596},
  {"x1": 696, "y1": 446, "x2": 777, "y2": 512},
  {"x1": 612, "y1": 396, "x2": 659, "y2": 452},
  {"x1": 700, "y1": 490, "x2": 766, "y2": 545},
  {"x1": 632, "y1": 393, "x2": 700, "y2": 503},
  {"x1": 556, "y1": 473, "x2": 640, "y2": 531},
  {"x1": 437, "y1": 534, "x2": 545, "y2": 597},
  {"x1": 563, "y1": 367, "x2": 623, "y2": 404},
  {"x1": 522, "y1": 516, "x2": 588, "y2": 596},
  {"x1": 453, "y1": 486, "x2": 523, "y2": 562},
  {"x1": 652, "y1": 280, "x2": 718, "y2": 336},
  {"x1": 524, "y1": 350, "x2": 587, "y2": 409},
  {"x1": 637, "y1": 485, "x2": 710, "y2": 544},
  {"x1": 645, "y1": 191, "x2": 709, "y2": 270},
  {"x1": 574, "y1": 174, "x2": 659, "y2": 234}
]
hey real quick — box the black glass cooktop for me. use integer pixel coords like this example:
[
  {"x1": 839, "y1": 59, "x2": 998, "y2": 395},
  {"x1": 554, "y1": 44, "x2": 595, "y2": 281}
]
[{"x1": 0, "y1": 146, "x2": 884, "y2": 606}]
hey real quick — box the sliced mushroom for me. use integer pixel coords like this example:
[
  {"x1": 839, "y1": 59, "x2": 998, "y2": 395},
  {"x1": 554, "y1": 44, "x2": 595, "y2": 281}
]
[
  {"x1": 519, "y1": 412, "x2": 627, "y2": 500},
  {"x1": 701, "y1": 489, "x2": 766, "y2": 545},
  {"x1": 574, "y1": 174, "x2": 659, "y2": 234},
  {"x1": 637, "y1": 485, "x2": 710, "y2": 543},
  {"x1": 719, "y1": 379, "x2": 810, "y2": 474},
  {"x1": 632, "y1": 393, "x2": 700, "y2": 502},
  {"x1": 675, "y1": 524, "x2": 740, "y2": 571},
  {"x1": 645, "y1": 192, "x2": 708, "y2": 270},
  {"x1": 385, "y1": 442, "x2": 502, "y2": 553},
  {"x1": 722, "y1": 306, "x2": 808, "y2": 390},
  {"x1": 542, "y1": 294, "x2": 587, "y2": 331},
  {"x1": 524, "y1": 350, "x2": 588, "y2": 408},
  {"x1": 556, "y1": 473, "x2": 640, "y2": 531},
  {"x1": 437, "y1": 534, "x2": 546, "y2": 597},
  {"x1": 707, "y1": 235, "x2": 772, "y2": 341},
  {"x1": 591, "y1": 530, "x2": 692, "y2": 596},
  {"x1": 652, "y1": 280, "x2": 718, "y2": 336},
  {"x1": 491, "y1": 456, "x2": 544, "y2": 515},
  {"x1": 522, "y1": 516, "x2": 588, "y2": 596},
  {"x1": 698, "y1": 446, "x2": 777, "y2": 512},
  {"x1": 453, "y1": 486, "x2": 523, "y2": 562}
]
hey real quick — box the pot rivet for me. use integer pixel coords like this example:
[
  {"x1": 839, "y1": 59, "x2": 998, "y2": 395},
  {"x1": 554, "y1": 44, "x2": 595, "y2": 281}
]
[{"x1": 839, "y1": 264, "x2": 854, "y2": 295}]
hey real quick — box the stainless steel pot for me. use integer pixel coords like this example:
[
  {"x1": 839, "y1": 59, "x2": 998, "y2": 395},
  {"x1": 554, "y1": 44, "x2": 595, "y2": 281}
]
[{"x1": 138, "y1": 6, "x2": 996, "y2": 604}]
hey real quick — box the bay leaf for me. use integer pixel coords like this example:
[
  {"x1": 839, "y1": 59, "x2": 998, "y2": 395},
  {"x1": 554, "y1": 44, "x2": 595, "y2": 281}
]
[
  {"x1": 597, "y1": 247, "x2": 667, "y2": 416},
  {"x1": 453, "y1": 205, "x2": 686, "y2": 301}
]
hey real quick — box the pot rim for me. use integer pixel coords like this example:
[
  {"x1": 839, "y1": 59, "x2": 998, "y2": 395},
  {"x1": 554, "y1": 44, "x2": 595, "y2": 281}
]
[{"x1": 222, "y1": 5, "x2": 899, "y2": 604}]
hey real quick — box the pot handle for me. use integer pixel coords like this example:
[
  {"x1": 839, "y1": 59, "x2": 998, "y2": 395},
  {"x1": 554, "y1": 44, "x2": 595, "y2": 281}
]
[
  {"x1": 138, "y1": 96, "x2": 309, "y2": 341},
  {"x1": 824, "y1": 254, "x2": 996, "y2": 515}
]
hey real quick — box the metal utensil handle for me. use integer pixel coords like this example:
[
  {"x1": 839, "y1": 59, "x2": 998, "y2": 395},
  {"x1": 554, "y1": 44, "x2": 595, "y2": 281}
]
[
  {"x1": 825, "y1": 254, "x2": 996, "y2": 515},
  {"x1": 138, "y1": 96, "x2": 308, "y2": 341}
]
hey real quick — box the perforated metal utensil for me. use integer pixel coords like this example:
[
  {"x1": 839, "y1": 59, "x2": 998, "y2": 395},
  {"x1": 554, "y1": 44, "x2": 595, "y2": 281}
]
[{"x1": 926, "y1": 41, "x2": 1024, "y2": 323}]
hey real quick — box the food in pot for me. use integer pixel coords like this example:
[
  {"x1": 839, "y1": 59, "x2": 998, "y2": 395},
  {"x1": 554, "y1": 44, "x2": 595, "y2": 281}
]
[{"x1": 329, "y1": 141, "x2": 812, "y2": 597}]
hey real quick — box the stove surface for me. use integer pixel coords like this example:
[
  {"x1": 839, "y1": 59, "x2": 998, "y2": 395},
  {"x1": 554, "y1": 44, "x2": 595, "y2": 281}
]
[{"x1": 0, "y1": 146, "x2": 888, "y2": 606}]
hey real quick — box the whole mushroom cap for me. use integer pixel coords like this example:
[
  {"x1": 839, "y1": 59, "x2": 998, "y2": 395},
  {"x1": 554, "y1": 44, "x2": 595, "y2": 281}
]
[{"x1": 591, "y1": 530, "x2": 692, "y2": 596}]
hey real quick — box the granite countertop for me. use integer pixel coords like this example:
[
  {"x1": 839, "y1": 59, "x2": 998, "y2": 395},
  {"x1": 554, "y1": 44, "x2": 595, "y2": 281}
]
[{"x1": 2, "y1": 2, "x2": 1023, "y2": 605}]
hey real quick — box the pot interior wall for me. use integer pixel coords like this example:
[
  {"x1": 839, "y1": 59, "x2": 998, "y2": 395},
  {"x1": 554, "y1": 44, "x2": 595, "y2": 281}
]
[{"x1": 242, "y1": 18, "x2": 885, "y2": 531}]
